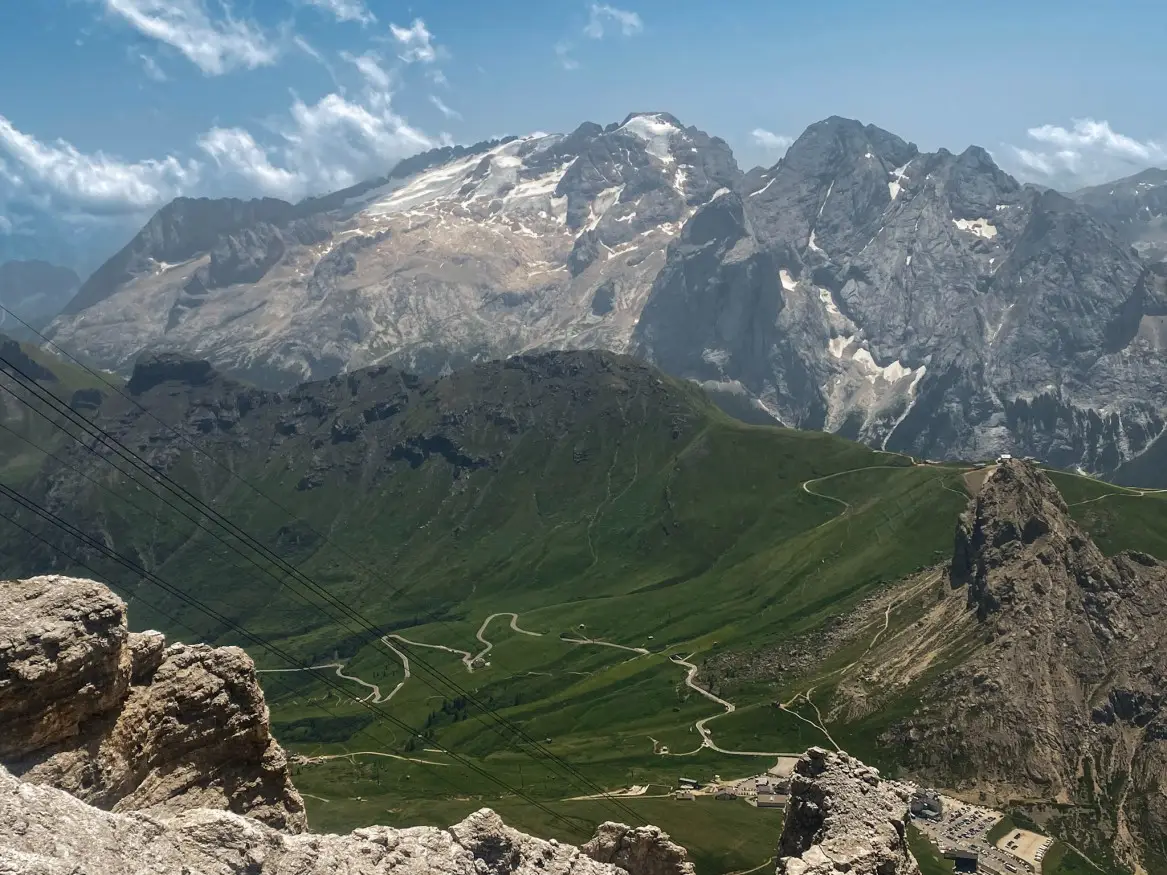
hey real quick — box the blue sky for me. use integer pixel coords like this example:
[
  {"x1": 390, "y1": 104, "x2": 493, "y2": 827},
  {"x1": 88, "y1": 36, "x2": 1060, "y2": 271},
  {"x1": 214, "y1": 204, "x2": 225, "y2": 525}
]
[{"x1": 1, "y1": 0, "x2": 1166, "y2": 266}]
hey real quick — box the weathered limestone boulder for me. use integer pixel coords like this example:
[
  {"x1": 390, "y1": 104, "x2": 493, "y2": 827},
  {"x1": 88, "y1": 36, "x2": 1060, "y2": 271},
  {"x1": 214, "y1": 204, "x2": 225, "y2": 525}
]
[
  {"x1": 777, "y1": 747, "x2": 920, "y2": 875},
  {"x1": 0, "y1": 575, "x2": 306, "y2": 832},
  {"x1": 581, "y1": 823, "x2": 695, "y2": 875},
  {"x1": 0, "y1": 766, "x2": 628, "y2": 874}
]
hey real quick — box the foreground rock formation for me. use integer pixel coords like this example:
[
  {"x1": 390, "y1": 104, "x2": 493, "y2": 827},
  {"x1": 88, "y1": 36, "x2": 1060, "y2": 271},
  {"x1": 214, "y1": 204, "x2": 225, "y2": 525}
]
[
  {"x1": 0, "y1": 769, "x2": 628, "y2": 874},
  {"x1": 0, "y1": 575, "x2": 306, "y2": 831},
  {"x1": 0, "y1": 574, "x2": 697, "y2": 874},
  {"x1": 776, "y1": 748, "x2": 919, "y2": 875}
]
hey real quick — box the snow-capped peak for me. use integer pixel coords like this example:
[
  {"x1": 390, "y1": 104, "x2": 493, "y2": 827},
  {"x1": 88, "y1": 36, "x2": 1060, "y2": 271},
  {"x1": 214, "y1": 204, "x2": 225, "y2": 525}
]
[{"x1": 618, "y1": 113, "x2": 681, "y2": 165}]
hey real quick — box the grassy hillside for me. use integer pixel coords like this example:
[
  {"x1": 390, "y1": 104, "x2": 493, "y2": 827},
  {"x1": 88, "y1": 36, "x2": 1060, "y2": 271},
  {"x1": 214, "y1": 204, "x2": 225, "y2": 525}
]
[{"x1": 0, "y1": 334, "x2": 116, "y2": 484}]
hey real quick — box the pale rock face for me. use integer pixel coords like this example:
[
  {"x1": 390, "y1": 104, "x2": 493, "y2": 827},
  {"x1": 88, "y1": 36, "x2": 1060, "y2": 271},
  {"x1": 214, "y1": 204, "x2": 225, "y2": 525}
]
[
  {"x1": 0, "y1": 769, "x2": 630, "y2": 875},
  {"x1": 581, "y1": 823, "x2": 696, "y2": 875},
  {"x1": 0, "y1": 575, "x2": 306, "y2": 832},
  {"x1": 47, "y1": 115, "x2": 738, "y2": 387},
  {"x1": 776, "y1": 747, "x2": 920, "y2": 875}
]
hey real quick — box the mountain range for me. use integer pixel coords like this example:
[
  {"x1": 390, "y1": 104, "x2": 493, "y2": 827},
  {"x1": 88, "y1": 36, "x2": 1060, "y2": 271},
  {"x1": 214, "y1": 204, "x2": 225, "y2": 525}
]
[{"x1": 24, "y1": 111, "x2": 1167, "y2": 477}]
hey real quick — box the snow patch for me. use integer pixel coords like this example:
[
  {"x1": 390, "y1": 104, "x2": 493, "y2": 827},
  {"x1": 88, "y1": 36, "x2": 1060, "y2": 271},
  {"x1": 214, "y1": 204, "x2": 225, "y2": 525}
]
[
  {"x1": 779, "y1": 269, "x2": 797, "y2": 291},
  {"x1": 953, "y1": 217, "x2": 998, "y2": 239},
  {"x1": 710, "y1": 186, "x2": 731, "y2": 200},
  {"x1": 584, "y1": 186, "x2": 625, "y2": 232},
  {"x1": 817, "y1": 180, "x2": 835, "y2": 218},
  {"x1": 674, "y1": 167, "x2": 689, "y2": 194},
  {"x1": 887, "y1": 161, "x2": 911, "y2": 200},
  {"x1": 818, "y1": 287, "x2": 842, "y2": 317},
  {"x1": 701, "y1": 347, "x2": 731, "y2": 368},
  {"x1": 905, "y1": 255, "x2": 912, "y2": 267},
  {"x1": 850, "y1": 345, "x2": 924, "y2": 386},
  {"x1": 808, "y1": 230, "x2": 824, "y2": 254},
  {"x1": 750, "y1": 177, "x2": 776, "y2": 198},
  {"x1": 619, "y1": 114, "x2": 679, "y2": 164},
  {"x1": 828, "y1": 334, "x2": 855, "y2": 359}
]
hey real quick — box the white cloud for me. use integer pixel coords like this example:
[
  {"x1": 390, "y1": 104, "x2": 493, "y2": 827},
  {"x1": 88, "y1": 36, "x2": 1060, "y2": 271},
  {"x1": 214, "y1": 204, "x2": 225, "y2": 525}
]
[
  {"x1": 197, "y1": 82, "x2": 437, "y2": 201},
  {"x1": 429, "y1": 95, "x2": 462, "y2": 121},
  {"x1": 751, "y1": 129, "x2": 793, "y2": 151},
  {"x1": 303, "y1": 0, "x2": 374, "y2": 26},
  {"x1": 555, "y1": 41, "x2": 579, "y2": 70},
  {"x1": 1007, "y1": 118, "x2": 1167, "y2": 187},
  {"x1": 583, "y1": 3, "x2": 643, "y2": 38},
  {"x1": 0, "y1": 113, "x2": 198, "y2": 214},
  {"x1": 102, "y1": 0, "x2": 276, "y2": 75},
  {"x1": 342, "y1": 50, "x2": 392, "y2": 92},
  {"x1": 389, "y1": 18, "x2": 437, "y2": 64},
  {"x1": 137, "y1": 52, "x2": 168, "y2": 82},
  {"x1": 197, "y1": 127, "x2": 301, "y2": 195},
  {"x1": 0, "y1": 215, "x2": 12, "y2": 235}
]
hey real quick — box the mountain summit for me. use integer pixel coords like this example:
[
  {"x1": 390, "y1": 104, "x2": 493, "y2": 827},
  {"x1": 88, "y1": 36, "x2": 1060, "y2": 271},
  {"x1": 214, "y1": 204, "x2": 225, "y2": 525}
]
[{"x1": 45, "y1": 114, "x2": 1167, "y2": 474}]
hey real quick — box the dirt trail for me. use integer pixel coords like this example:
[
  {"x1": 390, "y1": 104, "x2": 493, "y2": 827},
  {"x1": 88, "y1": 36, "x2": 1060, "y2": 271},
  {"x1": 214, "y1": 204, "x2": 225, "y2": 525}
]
[
  {"x1": 561, "y1": 634, "x2": 649, "y2": 655},
  {"x1": 657, "y1": 654, "x2": 796, "y2": 758},
  {"x1": 294, "y1": 750, "x2": 450, "y2": 767},
  {"x1": 257, "y1": 662, "x2": 385, "y2": 703}
]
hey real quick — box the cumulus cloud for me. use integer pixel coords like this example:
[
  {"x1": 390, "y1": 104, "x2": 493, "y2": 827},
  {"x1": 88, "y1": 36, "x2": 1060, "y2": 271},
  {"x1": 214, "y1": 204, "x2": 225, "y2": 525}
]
[
  {"x1": 303, "y1": 0, "x2": 374, "y2": 26},
  {"x1": 583, "y1": 3, "x2": 643, "y2": 38},
  {"x1": 429, "y1": 95, "x2": 462, "y2": 121},
  {"x1": 197, "y1": 83, "x2": 436, "y2": 200},
  {"x1": 0, "y1": 113, "x2": 198, "y2": 214},
  {"x1": 751, "y1": 129, "x2": 793, "y2": 152},
  {"x1": 197, "y1": 127, "x2": 301, "y2": 195},
  {"x1": 1007, "y1": 118, "x2": 1167, "y2": 187},
  {"x1": 102, "y1": 0, "x2": 276, "y2": 75},
  {"x1": 554, "y1": 41, "x2": 579, "y2": 70},
  {"x1": 389, "y1": 18, "x2": 437, "y2": 64}
]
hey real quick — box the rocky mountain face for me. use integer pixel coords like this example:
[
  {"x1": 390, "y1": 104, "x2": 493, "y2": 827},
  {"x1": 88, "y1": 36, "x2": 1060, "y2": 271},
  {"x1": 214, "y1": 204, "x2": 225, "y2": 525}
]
[
  {"x1": 0, "y1": 259, "x2": 79, "y2": 335},
  {"x1": 635, "y1": 117, "x2": 1167, "y2": 473},
  {"x1": 0, "y1": 574, "x2": 699, "y2": 875},
  {"x1": 0, "y1": 574, "x2": 307, "y2": 831},
  {"x1": 776, "y1": 747, "x2": 919, "y2": 875},
  {"x1": 886, "y1": 460, "x2": 1167, "y2": 870},
  {"x1": 47, "y1": 113, "x2": 737, "y2": 386},
  {"x1": 1075, "y1": 167, "x2": 1167, "y2": 263},
  {"x1": 43, "y1": 114, "x2": 1166, "y2": 476}
]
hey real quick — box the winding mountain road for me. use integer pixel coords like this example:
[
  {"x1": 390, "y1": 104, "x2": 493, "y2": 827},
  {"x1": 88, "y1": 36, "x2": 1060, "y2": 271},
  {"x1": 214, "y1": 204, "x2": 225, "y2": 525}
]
[{"x1": 257, "y1": 662, "x2": 386, "y2": 703}]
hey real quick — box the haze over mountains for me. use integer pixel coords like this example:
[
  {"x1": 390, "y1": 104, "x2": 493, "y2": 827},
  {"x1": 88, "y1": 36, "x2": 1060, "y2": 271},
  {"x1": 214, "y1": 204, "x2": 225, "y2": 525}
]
[{"x1": 19, "y1": 111, "x2": 1167, "y2": 477}]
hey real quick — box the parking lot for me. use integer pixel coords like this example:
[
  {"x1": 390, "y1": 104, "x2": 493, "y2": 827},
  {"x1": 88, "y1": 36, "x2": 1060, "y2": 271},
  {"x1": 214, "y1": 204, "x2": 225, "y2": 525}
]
[
  {"x1": 913, "y1": 796, "x2": 1040, "y2": 874},
  {"x1": 996, "y1": 828, "x2": 1053, "y2": 868}
]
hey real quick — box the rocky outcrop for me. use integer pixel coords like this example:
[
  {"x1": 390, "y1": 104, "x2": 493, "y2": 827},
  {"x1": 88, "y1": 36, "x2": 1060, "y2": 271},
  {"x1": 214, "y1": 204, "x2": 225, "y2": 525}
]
[
  {"x1": 0, "y1": 575, "x2": 306, "y2": 832},
  {"x1": 0, "y1": 768, "x2": 629, "y2": 874},
  {"x1": 891, "y1": 460, "x2": 1167, "y2": 870},
  {"x1": 581, "y1": 823, "x2": 695, "y2": 875},
  {"x1": 776, "y1": 747, "x2": 919, "y2": 875}
]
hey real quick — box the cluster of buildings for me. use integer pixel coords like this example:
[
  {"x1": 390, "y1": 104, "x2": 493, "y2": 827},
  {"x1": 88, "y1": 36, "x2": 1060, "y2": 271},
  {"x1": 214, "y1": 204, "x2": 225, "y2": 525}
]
[{"x1": 672, "y1": 758, "x2": 796, "y2": 806}]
